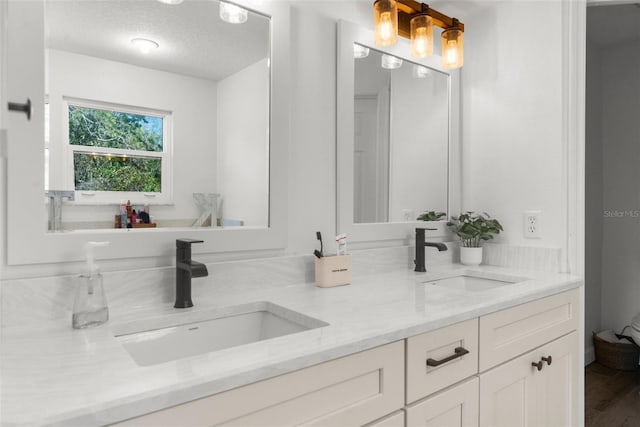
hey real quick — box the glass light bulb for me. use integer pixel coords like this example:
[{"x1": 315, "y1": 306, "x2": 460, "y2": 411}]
[
  {"x1": 441, "y1": 25, "x2": 464, "y2": 69},
  {"x1": 446, "y1": 40, "x2": 458, "y2": 64},
  {"x1": 379, "y1": 12, "x2": 394, "y2": 40},
  {"x1": 410, "y1": 14, "x2": 433, "y2": 58},
  {"x1": 381, "y1": 54, "x2": 402, "y2": 69},
  {"x1": 374, "y1": 0, "x2": 398, "y2": 47},
  {"x1": 220, "y1": 1, "x2": 248, "y2": 24}
]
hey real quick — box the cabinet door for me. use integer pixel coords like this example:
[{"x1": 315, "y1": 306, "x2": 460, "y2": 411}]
[
  {"x1": 406, "y1": 377, "x2": 478, "y2": 427},
  {"x1": 479, "y1": 332, "x2": 578, "y2": 427},
  {"x1": 536, "y1": 331, "x2": 579, "y2": 426}
]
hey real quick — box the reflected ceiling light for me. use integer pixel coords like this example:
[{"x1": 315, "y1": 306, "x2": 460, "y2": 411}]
[
  {"x1": 372, "y1": 0, "x2": 465, "y2": 69},
  {"x1": 353, "y1": 44, "x2": 370, "y2": 59},
  {"x1": 220, "y1": 1, "x2": 248, "y2": 24},
  {"x1": 131, "y1": 38, "x2": 159, "y2": 54},
  {"x1": 156, "y1": 0, "x2": 184, "y2": 4},
  {"x1": 381, "y1": 54, "x2": 402, "y2": 69},
  {"x1": 412, "y1": 64, "x2": 431, "y2": 78},
  {"x1": 373, "y1": 0, "x2": 398, "y2": 47}
]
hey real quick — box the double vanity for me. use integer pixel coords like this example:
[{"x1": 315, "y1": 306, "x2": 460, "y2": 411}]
[{"x1": 1, "y1": 252, "x2": 581, "y2": 426}]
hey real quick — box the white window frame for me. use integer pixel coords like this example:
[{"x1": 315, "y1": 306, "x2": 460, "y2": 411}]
[{"x1": 63, "y1": 97, "x2": 173, "y2": 205}]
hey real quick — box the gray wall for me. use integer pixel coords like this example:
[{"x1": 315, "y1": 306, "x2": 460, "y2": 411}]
[
  {"x1": 585, "y1": 39, "x2": 603, "y2": 361},
  {"x1": 601, "y1": 38, "x2": 640, "y2": 335}
]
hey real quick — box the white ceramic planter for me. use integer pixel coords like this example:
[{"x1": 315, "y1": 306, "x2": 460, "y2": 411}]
[{"x1": 460, "y1": 247, "x2": 483, "y2": 266}]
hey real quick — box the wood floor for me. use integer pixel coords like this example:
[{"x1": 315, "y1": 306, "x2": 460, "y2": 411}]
[{"x1": 585, "y1": 362, "x2": 640, "y2": 427}]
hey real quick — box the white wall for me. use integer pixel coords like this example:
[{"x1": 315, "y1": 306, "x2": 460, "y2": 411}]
[
  {"x1": 601, "y1": 38, "x2": 640, "y2": 333},
  {"x1": 216, "y1": 58, "x2": 269, "y2": 227},
  {"x1": 585, "y1": 39, "x2": 603, "y2": 359},
  {"x1": 47, "y1": 49, "x2": 218, "y2": 226},
  {"x1": 461, "y1": 1, "x2": 566, "y2": 252}
]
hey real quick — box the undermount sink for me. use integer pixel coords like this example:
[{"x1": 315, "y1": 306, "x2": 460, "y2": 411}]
[
  {"x1": 114, "y1": 301, "x2": 328, "y2": 366},
  {"x1": 424, "y1": 273, "x2": 528, "y2": 292}
]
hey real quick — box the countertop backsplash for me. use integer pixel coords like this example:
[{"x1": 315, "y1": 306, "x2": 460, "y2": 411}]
[{"x1": 1, "y1": 242, "x2": 560, "y2": 328}]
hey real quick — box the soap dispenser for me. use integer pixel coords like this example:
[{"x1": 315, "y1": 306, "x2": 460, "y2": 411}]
[{"x1": 72, "y1": 241, "x2": 110, "y2": 329}]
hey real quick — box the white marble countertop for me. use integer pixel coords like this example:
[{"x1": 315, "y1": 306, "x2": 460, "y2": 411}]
[{"x1": 1, "y1": 262, "x2": 581, "y2": 426}]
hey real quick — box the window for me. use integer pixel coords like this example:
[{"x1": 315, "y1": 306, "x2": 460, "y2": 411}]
[{"x1": 64, "y1": 99, "x2": 172, "y2": 204}]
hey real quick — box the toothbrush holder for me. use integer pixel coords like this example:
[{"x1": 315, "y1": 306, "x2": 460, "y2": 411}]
[{"x1": 315, "y1": 254, "x2": 352, "y2": 288}]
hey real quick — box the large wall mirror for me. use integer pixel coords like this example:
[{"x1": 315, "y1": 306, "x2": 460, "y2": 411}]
[
  {"x1": 45, "y1": 0, "x2": 270, "y2": 230},
  {"x1": 5, "y1": 0, "x2": 290, "y2": 265},
  {"x1": 337, "y1": 20, "x2": 460, "y2": 243}
]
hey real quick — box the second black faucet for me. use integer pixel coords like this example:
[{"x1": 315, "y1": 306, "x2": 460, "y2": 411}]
[{"x1": 414, "y1": 228, "x2": 448, "y2": 272}]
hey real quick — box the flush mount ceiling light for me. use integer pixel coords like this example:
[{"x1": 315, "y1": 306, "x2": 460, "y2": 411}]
[
  {"x1": 156, "y1": 0, "x2": 184, "y2": 4},
  {"x1": 381, "y1": 53, "x2": 403, "y2": 69},
  {"x1": 131, "y1": 38, "x2": 159, "y2": 54},
  {"x1": 220, "y1": 1, "x2": 248, "y2": 24},
  {"x1": 353, "y1": 44, "x2": 370, "y2": 59},
  {"x1": 373, "y1": 0, "x2": 465, "y2": 69}
]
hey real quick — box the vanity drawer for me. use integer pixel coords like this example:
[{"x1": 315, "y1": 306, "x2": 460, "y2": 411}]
[
  {"x1": 113, "y1": 341, "x2": 404, "y2": 427},
  {"x1": 479, "y1": 289, "x2": 579, "y2": 371},
  {"x1": 406, "y1": 318, "x2": 478, "y2": 403}
]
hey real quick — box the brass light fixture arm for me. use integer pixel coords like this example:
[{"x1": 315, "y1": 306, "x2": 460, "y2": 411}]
[{"x1": 395, "y1": 0, "x2": 464, "y2": 39}]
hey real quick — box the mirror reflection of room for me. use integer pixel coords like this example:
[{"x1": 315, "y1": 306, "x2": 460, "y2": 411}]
[
  {"x1": 44, "y1": 0, "x2": 270, "y2": 230},
  {"x1": 353, "y1": 44, "x2": 449, "y2": 224}
]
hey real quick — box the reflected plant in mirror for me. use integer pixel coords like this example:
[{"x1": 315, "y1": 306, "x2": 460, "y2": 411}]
[
  {"x1": 352, "y1": 44, "x2": 449, "y2": 224},
  {"x1": 43, "y1": 0, "x2": 270, "y2": 231}
]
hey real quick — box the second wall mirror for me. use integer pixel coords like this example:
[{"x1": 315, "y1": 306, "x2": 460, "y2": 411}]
[{"x1": 337, "y1": 20, "x2": 460, "y2": 243}]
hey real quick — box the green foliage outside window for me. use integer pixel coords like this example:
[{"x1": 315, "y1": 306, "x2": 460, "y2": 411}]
[
  {"x1": 74, "y1": 153, "x2": 161, "y2": 192},
  {"x1": 69, "y1": 105, "x2": 164, "y2": 192}
]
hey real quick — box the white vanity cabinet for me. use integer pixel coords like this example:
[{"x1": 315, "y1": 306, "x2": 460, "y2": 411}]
[
  {"x1": 113, "y1": 289, "x2": 580, "y2": 427},
  {"x1": 403, "y1": 288, "x2": 579, "y2": 427}
]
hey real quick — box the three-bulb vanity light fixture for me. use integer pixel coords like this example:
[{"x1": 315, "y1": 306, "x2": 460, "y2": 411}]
[{"x1": 373, "y1": 0, "x2": 464, "y2": 69}]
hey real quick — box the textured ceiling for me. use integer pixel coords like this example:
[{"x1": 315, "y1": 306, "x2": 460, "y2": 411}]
[
  {"x1": 587, "y1": 3, "x2": 640, "y2": 46},
  {"x1": 45, "y1": 0, "x2": 270, "y2": 81}
]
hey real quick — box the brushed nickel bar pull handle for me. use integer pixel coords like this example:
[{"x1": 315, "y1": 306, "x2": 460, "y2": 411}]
[
  {"x1": 532, "y1": 360, "x2": 544, "y2": 371},
  {"x1": 426, "y1": 347, "x2": 469, "y2": 367},
  {"x1": 8, "y1": 98, "x2": 31, "y2": 120},
  {"x1": 542, "y1": 355, "x2": 552, "y2": 366}
]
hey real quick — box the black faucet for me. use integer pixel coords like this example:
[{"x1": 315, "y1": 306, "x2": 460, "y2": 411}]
[
  {"x1": 414, "y1": 228, "x2": 448, "y2": 272},
  {"x1": 175, "y1": 239, "x2": 209, "y2": 308}
]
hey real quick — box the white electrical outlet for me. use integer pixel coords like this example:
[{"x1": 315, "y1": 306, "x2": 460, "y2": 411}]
[{"x1": 524, "y1": 210, "x2": 541, "y2": 238}]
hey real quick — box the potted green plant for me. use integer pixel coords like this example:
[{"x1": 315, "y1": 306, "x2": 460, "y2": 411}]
[
  {"x1": 447, "y1": 212, "x2": 503, "y2": 265},
  {"x1": 416, "y1": 211, "x2": 446, "y2": 221}
]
